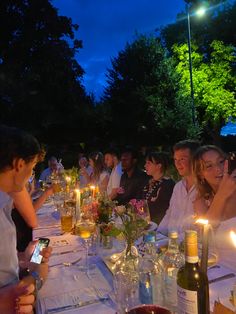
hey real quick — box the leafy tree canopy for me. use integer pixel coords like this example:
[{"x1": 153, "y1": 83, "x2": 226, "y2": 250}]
[{"x1": 173, "y1": 40, "x2": 236, "y2": 137}]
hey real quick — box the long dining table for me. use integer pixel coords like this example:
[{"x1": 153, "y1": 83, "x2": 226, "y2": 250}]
[{"x1": 34, "y1": 200, "x2": 236, "y2": 314}]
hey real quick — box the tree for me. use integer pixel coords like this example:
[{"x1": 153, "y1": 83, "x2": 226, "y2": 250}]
[
  {"x1": 0, "y1": 0, "x2": 92, "y2": 143},
  {"x1": 103, "y1": 35, "x2": 197, "y2": 147},
  {"x1": 160, "y1": 1, "x2": 236, "y2": 56},
  {"x1": 172, "y1": 40, "x2": 236, "y2": 141}
]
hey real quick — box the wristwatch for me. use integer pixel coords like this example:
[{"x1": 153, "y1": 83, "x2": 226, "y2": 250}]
[{"x1": 31, "y1": 271, "x2": 43, "y2": 291}]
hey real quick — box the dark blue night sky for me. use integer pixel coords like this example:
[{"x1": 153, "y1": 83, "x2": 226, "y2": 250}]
[{"x1": 53, "y1": 0, "x2": 185, "y2": 99}]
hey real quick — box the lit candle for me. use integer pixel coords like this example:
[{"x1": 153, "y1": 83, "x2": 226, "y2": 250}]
[
  {"x1": 75, "y1": 189, "x2": 81, "y2": 221},
  {"x1": 230, "y1": 230, "x2": 236, "y2": 248},
  {"x1": 196, "y1": 218, "x2": 210, "y2": 274},
  {"x1": 90, "y1": 185, "x2": 95, "y2": 199}
]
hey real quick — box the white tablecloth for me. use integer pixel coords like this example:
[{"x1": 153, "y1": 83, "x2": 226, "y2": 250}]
[{"x1": 34, "y1": 202, "x2": 236, "y2": 313}]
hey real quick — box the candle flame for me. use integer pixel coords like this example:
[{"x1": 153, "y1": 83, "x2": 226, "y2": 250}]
[
  {"x1": 75, "y1": 188, "x2": 80, "y2": 194},
  {"x1": 230, "y1": 231, "x2": 236, "y2": 248},
  {"x1": 90, "y1": 185, "x2": 95, "y2": 190},
  {"x1": 196, "y1": 218, "x2": 209, "y2": 225},
  {"x1": 65, "y1": 176, "x2": 71, "y2": 182}
]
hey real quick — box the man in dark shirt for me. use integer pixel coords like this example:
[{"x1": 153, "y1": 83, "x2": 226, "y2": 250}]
[{"x1": 115, "y1": 146, "x2": 149, "y2": 205}]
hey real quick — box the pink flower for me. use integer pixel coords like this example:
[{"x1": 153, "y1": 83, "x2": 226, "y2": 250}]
[{"x1": 117, "y1": 187, "x2": 125, "y2": 194}]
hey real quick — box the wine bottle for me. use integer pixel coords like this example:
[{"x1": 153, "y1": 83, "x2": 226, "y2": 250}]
[{"x1": 177, "y1": 230, "x2": 209, "y2": 314}]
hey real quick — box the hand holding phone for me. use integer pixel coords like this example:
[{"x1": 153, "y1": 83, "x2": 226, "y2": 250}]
[
  {"x1": 228, "y1": 152, "x2": 236, "y2": 174},
  {"x1": 30, "y1": 238, "x2": 50, "y2": 264}
]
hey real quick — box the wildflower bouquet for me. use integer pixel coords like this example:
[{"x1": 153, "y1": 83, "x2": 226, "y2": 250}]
[{"x1": 115, "y1": 199, "x2": 149, "y2": 255}]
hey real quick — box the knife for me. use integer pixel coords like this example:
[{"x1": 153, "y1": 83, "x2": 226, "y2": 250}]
[
  {"x1": 52, "y1": 249, "x2": 81, "y2": 256},
  {"x1": 209, "y1": 273, "x2": 236, "y2": 284},
  {"x1": 46, "y1": 296, "x2": 109, "y2": 313}
]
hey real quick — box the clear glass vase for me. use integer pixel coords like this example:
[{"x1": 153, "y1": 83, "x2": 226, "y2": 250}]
[{"x1": 113, "y1": 242, "x2": 140, "y2": 314}]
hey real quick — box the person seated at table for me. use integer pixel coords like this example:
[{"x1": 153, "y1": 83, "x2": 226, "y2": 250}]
[
  {"x1": 0, "y1": 125, "x2": 52, "y2": 313},
  {"x1": 192, "y1": 145, "x2": 236, "y2": 225},
  {"x1": 115, "y1": 146, "x2": 149, "y2": 205},
  {"x1": 104, "y1": 147, "x2": 123, "y2": 200},
  {"x1": 39, "y1": 156, "x2": 62, "y2": 182},
  {"x1": 11, "y1": 185, "x2": 54, "y2": 252},
  {"x1": 83, "y1": 151, "x2": 110, "y2": 193},
  {"x1": 143, "y1": 151, "x2": 175, "y2": 224},
  {"x1": 78, "y1": 155, "x2": 93, "y2": 188},
  {"x1": 158, "y1": 140, "x2": 200, "y2": 237}
]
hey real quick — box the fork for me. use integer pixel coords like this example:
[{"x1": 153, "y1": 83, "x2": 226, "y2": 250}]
[{"x1": 50, "y1": 257, "x2": 81, "y2": 267}]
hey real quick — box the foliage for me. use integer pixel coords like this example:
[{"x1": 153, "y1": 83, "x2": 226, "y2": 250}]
[
  {"x1": 0, "y1": 0, "x2": 94, "y2": 142},
  {"x1": 102, "y1": 34, "x2": 198, "y2": 146},
  {"x1": 172, "y1": 40, "x2": 236, "y2": 135},
  {"x1": 63, "y1": 167, "x2": 79, "y2": 186}
]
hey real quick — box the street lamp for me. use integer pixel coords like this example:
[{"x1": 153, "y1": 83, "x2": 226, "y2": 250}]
[{"x1": 185, "y1": 2, "x2": 206, "y2": 126}]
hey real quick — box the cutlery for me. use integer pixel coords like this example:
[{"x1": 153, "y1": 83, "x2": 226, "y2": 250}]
[
  {"x1": 209, "y1": 273, "x2": 236, "y2": 284},
  {"x1": 52, "y1": 249, "x2": 82, "y2": 256},
  {"x1": 50, "y1": 257, "x2": 81, "y2": 267},
  {"x1": 208, "y1": 265, "x2": 220, "y2": 271},
  {"x1": 46, "y1": 296, "x2": 109, "y2": 313}
]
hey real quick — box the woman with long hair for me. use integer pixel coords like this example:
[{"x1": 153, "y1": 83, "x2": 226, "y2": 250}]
[
  {"x1": 143, "y1": 151, "x2": 175, "y2": 224},
  {"x1": 192, "y1": 145, "x2": 236, "y2": 224},
  {"x1": 88, "y1": 151, "x2": 109, "y2": 193}
]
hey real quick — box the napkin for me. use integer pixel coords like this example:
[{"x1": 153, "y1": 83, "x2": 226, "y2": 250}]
[{"x1": 212, "y1": 301, "x2": 235, "y2": 314}]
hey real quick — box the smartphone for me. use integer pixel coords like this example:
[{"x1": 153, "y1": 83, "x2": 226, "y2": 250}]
[
  {"x1": 228, "y1": 152, "x2": 236, "y2": 174},
  {"x1": 30, "y1": 238, "x2": 50, "y2": 264}
]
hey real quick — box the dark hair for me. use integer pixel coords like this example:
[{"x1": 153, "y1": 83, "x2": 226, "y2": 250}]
[
  {"x1": 121, "y1": 146, "x2": 139, "y2": 160},
  {"x1": 0, "y1": 125, "x2": 43, "y2": 172},
  {"x1": 193, "y1": 145, "x2": 226, "y2": 199},
  {"x1": 104, "y1": 147, "x2": 120, "y2": 159},
  {"x1": 88, "y1": 151, "x2": 105, "y2": 180},
  {"x1": 146, "y1": 151, "x2": 171, "y2": 174},
  {"x1": 173, "y1": 140, "x2": 200, "y2": 157}
]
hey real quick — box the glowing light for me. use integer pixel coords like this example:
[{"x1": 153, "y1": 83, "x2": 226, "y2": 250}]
[
  {"x1": 196, "y1": 7, "x2": 206, "y2": 17},
  {"x1": 230, "y1": 230, "x2": 236, "y2": 248},
  {"x1": 196, "y1": 218, "x2": 209, "y2": 225}
]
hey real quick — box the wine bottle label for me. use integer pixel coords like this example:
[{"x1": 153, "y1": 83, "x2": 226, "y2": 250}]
[{"x1": 177, "y1": 286, "x2": 198, "y2": 314}]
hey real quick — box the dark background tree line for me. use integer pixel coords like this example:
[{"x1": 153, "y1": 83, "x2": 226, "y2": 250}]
[{"x1": 0, "y1": 0, "x2": 235, "y2": 165}]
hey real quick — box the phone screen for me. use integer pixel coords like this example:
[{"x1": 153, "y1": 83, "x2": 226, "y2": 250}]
[{"x1": 30, "y1": 238, "x2": 50, "y2": 264}]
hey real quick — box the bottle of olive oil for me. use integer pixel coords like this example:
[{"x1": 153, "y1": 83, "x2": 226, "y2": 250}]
[{"x1": 177, "y1": 230, "x2": 209, "y2": 314}]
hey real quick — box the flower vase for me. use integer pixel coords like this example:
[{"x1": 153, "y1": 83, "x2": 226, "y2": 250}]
[
  {"x1": 113, "y1": 241, "x2": 140, "y2": 314},
  {"x1": 99, "y1": 224, "x2": 113, "y2": 249}
]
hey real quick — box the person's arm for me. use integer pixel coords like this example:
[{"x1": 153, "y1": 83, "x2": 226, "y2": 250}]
[
  {"x1": 205, "y1": 168, "x2": 236, "y2": 225},
  {"x1": 99, "y1": 173, "x2": 110, "y2": 193},
  {"x1": 33, "y1": 186, "x2": 54, "y2": 211},
  {"x1": 10, "y1": 187, "x2": 37, "y2": 228}
]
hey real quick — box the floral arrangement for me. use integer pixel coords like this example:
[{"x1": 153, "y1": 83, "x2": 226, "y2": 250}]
[
  {"x1": 115, "y1": 199, "x2": 149, "y2": 255},
  {"x1": 63, "y1": 167, "x2": 79, "y2": 186}
]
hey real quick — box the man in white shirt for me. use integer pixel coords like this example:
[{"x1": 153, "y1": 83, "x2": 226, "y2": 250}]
[
  {"x1": 104, "y1": 148, "x2": 123, "y2": 200},
  {"x1": 158, "y1": 140, "x2": 200, "y2": 237}
]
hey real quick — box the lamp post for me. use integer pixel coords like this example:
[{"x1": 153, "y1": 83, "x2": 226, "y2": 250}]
[
  {"x1": 186, "y1": 3, "x2": 195, "y2": 126},
  {"x1": 185, "y1": 2, "x2": 206, "y2": 126}
]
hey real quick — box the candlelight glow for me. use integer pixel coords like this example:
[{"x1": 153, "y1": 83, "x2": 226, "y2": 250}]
[
  {"x1": 90, "y1": 185, "x2": 95, "y2": 190},
  {"x1": 65, "y1": 176, "x2": 71, "y2": 182},
  {"x1": 196, "y1": 218, "x2": 209, "y2": 225},
  {"x1": 230, "y1": 231, "x2": 236, "y2": 248}
]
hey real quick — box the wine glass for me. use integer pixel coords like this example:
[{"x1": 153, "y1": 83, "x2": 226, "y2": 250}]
[{"x1": 75, "y1": 216, "x2": 96, "y2": 274}]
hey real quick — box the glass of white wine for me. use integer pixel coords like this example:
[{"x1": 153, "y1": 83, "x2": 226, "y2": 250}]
[{"x1": 75, "y1": 217, "x2": 96, "y2": 274}]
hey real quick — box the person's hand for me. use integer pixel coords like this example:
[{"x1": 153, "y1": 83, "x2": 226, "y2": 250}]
[
  {"x1": 0, "y1": 282, "x2": 34, "y2": 314},
  {"x1": 15, "y1": 283, "x2": 35, "y2": 314},
  {"x1": 45, "y1": 185, "x2": 54, "y2": 197},
  {"x1": 217, "y1": 160, "x2": 236, "y2": 200}
]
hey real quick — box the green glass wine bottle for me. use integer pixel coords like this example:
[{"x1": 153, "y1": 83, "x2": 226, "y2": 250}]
[{"x1": 177, "y1": 230, "x2": 210, "y2": 314}]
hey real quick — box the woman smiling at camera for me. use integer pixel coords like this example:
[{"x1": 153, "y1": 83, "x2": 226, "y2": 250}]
[{"x1": 192, "y1": 145, "x2": 236, "y2": 226}]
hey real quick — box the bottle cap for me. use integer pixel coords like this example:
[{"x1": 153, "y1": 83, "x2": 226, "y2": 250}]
[
  {"x1": 168, "y1": 230, "x2": 178, "y2": 239},
  {"x1": 185, "y1": 230, "x2": 198, "y2": 262},
  {"x1": 143, "y1": 232, "x2": 156, "y2": 243}
]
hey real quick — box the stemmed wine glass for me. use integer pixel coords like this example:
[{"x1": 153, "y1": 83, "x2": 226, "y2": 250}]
[{"x1": 75, "y1": 214, "x2": 96, "y2": 275}]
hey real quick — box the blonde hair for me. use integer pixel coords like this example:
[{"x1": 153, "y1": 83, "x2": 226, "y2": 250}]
[{"x1": 192, "y1": 145, "x2": 226, "y2": 200}]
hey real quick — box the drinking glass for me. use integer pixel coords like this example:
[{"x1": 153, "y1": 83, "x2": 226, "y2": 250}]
[
  {"x1": 75, "y1": 217, "x2": 96, "y2": 274},
  {"x1": 60, "y1": 205, "x2": 73, "y2": 233}
]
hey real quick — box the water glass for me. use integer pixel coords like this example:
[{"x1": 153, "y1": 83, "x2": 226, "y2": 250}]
[{"x1": 60, "y1": 206, "x2": 73, "y2": 233}]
